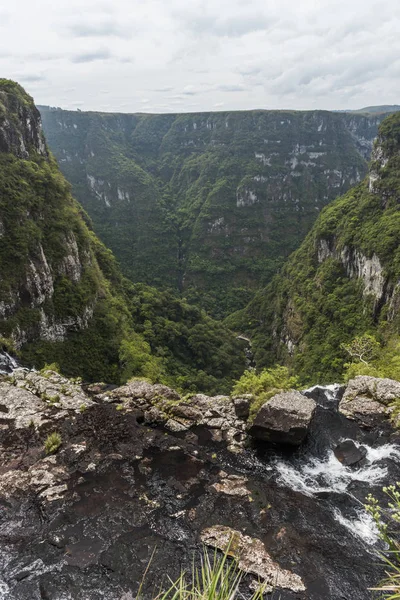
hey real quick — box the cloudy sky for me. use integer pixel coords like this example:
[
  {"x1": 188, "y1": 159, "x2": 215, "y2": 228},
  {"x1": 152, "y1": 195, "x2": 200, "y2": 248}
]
[{"x1": 1, "y1": 0, "x2": 399, "y2": 113}]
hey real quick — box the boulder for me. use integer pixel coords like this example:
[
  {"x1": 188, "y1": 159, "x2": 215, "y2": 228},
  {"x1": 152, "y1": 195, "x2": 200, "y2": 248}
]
[
  {"x1": 232, "y1": 396, "x2": 251, "y2": 419},
  {"x1": 334, "y1": 440, "x2": 367, "y2": 466},
  {"x1": 249, "y1": 391, "x2": 316, "y2": 446},
  {"x1": 339, "y1": 376, "x2": 400, "y2": 428}
]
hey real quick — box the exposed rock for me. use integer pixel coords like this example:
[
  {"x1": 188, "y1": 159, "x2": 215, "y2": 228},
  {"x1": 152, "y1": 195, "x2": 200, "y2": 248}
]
[
  {"x1": 103, "y1": 379, "x2": 181, "y2": 403},
  {"x1": 317, "y1": 239, "x2": 385, "y2": 303},
  {"x1": 249, "y1": 391, "x2": 316, "y2": 445},
  {"x1": 101, "y1": 385, "x2": 248, "y2": 453},
  {"x1": 211, "y1": 473, "x2": 250, "y2": 497},
  {"x1": 200, "y1": 525, "x2": 305, "y2": 592},
  {"x1": 232, "y1": 396, "x2": 251, "y2": 419},
  {"x1": 0, "y1": 368, "x2": 95, "y2": 434},
  {"x1": 0, "y1": 372, "x2": 393, "y2": 599},
  {"x1": 334, "y1": 440, "x2": 367, "y2": 466},
  {"x1": 340, "y1": 376, "x2": 400, "y2": 427}
]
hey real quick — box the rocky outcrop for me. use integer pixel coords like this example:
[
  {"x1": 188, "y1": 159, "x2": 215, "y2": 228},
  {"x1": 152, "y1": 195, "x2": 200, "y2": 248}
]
[
  {"x1": 317, "y1": 239, "x2": 385, "y2": 302},
  {"x1": 249, "y1": 391, "x2": 316, "y2": 445},
  {"x1": 339, "y1": 376, "x2": 400, "y2": 428},
  {"x1": 0, "y1": 370, "x2": 306, "y2": 598},
  {"x1": 0, "y1": 82, "x2": 47, "y2": 158},
  {"x1": 97, "y1": 380, "x2": 250, "y2": 453},
  {"x1": 200, "y1": 525, "x2": 305, "y2": 593},
  {"x1": 0, "y1": 370, "x2": 391, "y2": 599}
]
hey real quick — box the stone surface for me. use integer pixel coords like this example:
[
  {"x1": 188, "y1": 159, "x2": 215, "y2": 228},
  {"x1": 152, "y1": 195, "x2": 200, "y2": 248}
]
[
  {"x1": 339, "y1": 376, "x2": 400, "y2": 427},
  {"x1": 200, "y1": 525, "x2": 305, "y2": 592},
  {"x1": 0, "y1": 373, "x2": 393, "y2": 600},
  {"x1": 334, "y1": 440, "x2": 367, "y2": 466},
  {"x1": 99, "y1": 386, "x2": 248, "y2": 453},
  {"x1": 249, "y1": 391, "x2": 316, "y2": 445}
]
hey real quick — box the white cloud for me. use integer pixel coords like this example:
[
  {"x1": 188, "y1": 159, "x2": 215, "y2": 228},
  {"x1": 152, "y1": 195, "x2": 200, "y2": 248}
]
[{"x1": 1, "y1": 0, "x2": 399, "y2": 112}]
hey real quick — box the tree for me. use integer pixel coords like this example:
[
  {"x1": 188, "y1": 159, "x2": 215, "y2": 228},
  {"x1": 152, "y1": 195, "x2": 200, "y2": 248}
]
[{"x1": 341, "y1": 334, "x2": 380, "y2": 365}]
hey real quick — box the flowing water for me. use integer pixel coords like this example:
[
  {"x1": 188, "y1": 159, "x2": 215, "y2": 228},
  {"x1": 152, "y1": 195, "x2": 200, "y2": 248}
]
[{"x1": 0, "y1": 351, "x2": 18, "y2": 375}]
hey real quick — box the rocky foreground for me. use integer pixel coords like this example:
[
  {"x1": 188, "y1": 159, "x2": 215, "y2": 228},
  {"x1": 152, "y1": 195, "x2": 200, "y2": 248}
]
[{"x1": 1, "y1": 369, "x2": 400, "y2": 599}]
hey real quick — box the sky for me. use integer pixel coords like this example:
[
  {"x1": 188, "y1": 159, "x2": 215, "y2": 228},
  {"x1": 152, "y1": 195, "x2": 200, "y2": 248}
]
[{"x1": 1, "y1": 0, "x2": 399, "y2": 113}]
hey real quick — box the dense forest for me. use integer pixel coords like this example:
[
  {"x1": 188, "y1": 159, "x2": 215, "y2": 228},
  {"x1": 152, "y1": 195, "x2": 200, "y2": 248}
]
[{"x1": 40, "y1": 106, "x2": 386, "y2": 316}]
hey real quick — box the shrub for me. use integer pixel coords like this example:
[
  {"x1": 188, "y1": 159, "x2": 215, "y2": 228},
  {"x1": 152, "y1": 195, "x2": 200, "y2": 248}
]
[
  {"x1": 233, "y1": 365, "x2": 299, "y2": 419},
  {"x1": 343, "y1": 361, "x2": 381, "y2": 381},
  {"x1": 40, "y1": 362, "x2": 61, "y2": 375},
  {"x1": 147, "y1": 547, "x2": 266, "y2": 600},
  {"x1": 367, "y1": 484, "x2": 400, "y2": 598},
  {"x1": 44, "y1": 432, "x2": 62, "y2": 454}
]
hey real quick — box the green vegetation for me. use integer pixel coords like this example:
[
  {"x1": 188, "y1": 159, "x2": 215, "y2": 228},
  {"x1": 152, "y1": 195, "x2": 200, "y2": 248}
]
[
  {"x1": 233, "y1": 365, "x2": 299, "y2": 419},
  {"x1": 40, "y1": 363, "x2": 61, "y2": 375},
  {"x1": 342, "y1": 335, "x2": 400, "y2": 383},
  {"x1": 142, "y1": 547, "x2": 266, "y2": 600},
  {"x1": 0, "y1": 80, "x2": 245, "y2": 394},
  {"x1": 44, "y1": 432, "x2": 62, "y2": 454},
  {"x1": 40, "y1": 105, "x2": 383, "y2": 317},
  {"x1": 236, "y1": 113, "x2": 400, "y2": 385},
  {"x1": 367, "y1": 485, "x2": 400, "y2": 598}
]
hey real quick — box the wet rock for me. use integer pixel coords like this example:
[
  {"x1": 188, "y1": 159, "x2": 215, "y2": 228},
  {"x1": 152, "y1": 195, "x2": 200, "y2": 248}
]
[
  {"x1": 334, "y1": 440, "x2": 367, "y2": 466},
  {"x1": 340, "y1": 376, "x2": 400, "y2": 427},
  {"x1": 200, "y1": 525, "x2": 305, "y2": 592},
  {"x1": 211, "y1": 473, "x2": 250, "y2": 497},
  {"x1": 232, "y1": 396, "x2": 251, "y2": 419},
  {"x1": 249, "y1": 391, "x2": 316, "y2": 446}
]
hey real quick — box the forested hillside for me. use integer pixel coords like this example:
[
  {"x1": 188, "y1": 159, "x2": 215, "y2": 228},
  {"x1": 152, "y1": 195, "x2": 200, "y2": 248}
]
[
  {"x1": 231, "y1": 113, "x2": 400, "y2": 384},
  {"x1": 0, "y1": 80, "x2": 245, "y2": 393},
  {"x1": 40, "y1": 106, "x2": 387, "y2": 316}
]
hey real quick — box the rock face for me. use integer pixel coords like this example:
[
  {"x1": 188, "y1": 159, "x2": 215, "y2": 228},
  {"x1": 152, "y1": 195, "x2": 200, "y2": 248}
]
[
  {"x1": 333, "y1": 440, "x2": 367, "y2": 466},
  {"x1": 339, "y1": 376, "x2": 400, "y2": 427},
  {"x1": 249, "y1": 391, "x2": 316, "y2": 445},
  {"x1": 0, "y1": 82, "x2": 47, "y2": 157},
  {"x1": 0, "y1": 80, "x2": 121, "y2": 358}
]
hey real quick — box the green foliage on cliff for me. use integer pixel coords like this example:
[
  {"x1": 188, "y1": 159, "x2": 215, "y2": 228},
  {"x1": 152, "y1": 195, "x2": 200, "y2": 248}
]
[
  {"x1": 40, "y1": 106, "x2": 383, "y2": 316},
  {"x1": 233, "y1": 365, "x2": 299, "y2": 418},
  {"x1": 237, "y1": 113, "x2": 400, "y2": 385},
  {"x1": 0, "y1": 80, "x2": 246, "y2": 393}
]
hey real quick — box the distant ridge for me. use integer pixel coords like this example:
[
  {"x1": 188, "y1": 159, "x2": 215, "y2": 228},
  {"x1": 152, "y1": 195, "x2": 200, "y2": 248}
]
[{"x1": 350, "y1": 105, "x2": 400, "y2": 114}]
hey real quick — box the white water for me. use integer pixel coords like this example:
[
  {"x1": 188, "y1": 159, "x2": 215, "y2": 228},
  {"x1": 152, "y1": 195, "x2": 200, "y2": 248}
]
[
  {"x1": 274, "y1": 441, "x2": 400, "y2": 544},
  {"x1": 333, "y1": 509, "x2": 379, "y2": 545},
  {"x1": 302, "y1": 383, "x2": 342, "y2": 408},
  {"x1": 274, "y1": 444, "x2": 399, "y2": 497},
  {"x1": 0, "y1": 351, "x2": 18, "y2": 374}
]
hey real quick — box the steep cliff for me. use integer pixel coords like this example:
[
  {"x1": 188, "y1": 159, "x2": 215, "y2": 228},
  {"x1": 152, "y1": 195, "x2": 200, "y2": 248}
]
[
  {"x1": 0, "y1": 80, "x2": 111, "y2": 355},
  {"x1": 39, "y1": 106, "x2": 388, "y2": 316},
  {"x1": 235, "y1": 113, "x2": 400, "y2": 383},
  {"x1": 0, "y1": 81, "x2": 245, "y2": 392}
]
